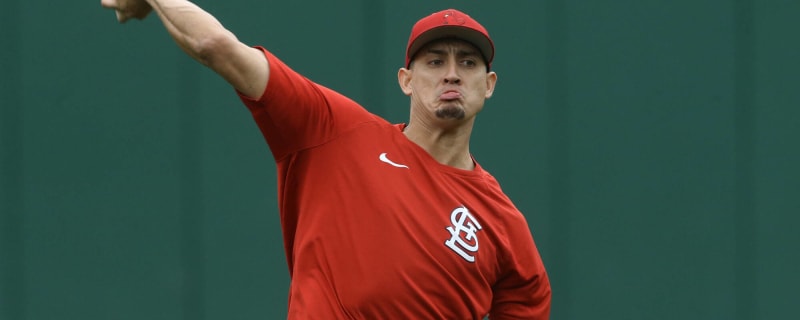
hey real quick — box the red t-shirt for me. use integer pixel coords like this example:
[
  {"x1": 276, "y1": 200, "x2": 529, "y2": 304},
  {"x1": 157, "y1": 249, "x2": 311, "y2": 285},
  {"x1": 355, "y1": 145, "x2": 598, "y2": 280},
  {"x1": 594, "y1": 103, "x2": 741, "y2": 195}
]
[{"x1": 238, "y1": 47, "x2": 551, "y2": 319}]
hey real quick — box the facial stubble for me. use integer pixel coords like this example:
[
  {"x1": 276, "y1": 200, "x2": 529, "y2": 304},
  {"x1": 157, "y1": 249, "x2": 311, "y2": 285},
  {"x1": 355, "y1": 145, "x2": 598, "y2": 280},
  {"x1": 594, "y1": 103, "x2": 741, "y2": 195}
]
[{"x1": 435, "y1": 105, "x2": 466, "y2": 120}]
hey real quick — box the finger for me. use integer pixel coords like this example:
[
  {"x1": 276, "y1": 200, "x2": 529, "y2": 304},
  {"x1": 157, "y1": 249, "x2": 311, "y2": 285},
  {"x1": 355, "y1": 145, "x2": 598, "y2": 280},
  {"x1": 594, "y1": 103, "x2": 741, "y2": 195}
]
[
  {"x1": 100, "y1": 0, "x2": 117, "y2": 9},
  {"x1": 115, "y1": 10, "x2": 130, "y2": 23}
]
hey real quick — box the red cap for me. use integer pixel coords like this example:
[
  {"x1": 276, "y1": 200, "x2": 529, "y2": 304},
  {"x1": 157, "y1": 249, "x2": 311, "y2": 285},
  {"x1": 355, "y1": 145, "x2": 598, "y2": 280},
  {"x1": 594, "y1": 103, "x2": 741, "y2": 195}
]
[{"x1": 405, "y1": 9, "x2": 494, "y2": 69}]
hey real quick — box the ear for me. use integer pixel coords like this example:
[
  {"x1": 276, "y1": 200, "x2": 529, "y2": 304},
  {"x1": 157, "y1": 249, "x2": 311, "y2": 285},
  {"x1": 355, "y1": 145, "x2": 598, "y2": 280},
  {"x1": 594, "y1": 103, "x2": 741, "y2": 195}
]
[
  {"x1": 484, "y1": 71, "x2": 498, "y2": 99},
  {"x1": 398, "y1": 67, "x2": 413, "y2": 96}
]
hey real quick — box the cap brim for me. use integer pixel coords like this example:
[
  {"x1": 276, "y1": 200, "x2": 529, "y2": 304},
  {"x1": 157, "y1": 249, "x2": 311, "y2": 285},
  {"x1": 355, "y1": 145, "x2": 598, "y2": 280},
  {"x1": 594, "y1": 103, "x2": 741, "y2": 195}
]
[{"x1": 406, "y1": 26, "x2": 494, "y2": 68}]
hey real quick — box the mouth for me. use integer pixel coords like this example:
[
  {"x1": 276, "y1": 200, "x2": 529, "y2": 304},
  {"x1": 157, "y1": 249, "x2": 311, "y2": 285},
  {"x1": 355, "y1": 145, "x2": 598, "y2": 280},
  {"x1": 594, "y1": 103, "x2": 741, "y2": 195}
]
[{"x1": 439, "y1": 90, "x2": 462, "y2": 101}]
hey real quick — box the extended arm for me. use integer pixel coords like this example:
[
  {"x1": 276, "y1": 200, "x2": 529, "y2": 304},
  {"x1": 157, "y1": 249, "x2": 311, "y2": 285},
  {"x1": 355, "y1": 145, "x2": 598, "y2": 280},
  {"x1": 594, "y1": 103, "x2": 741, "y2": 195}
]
[{"x1": 101, "y1": 0, "x2": 268, "y2": 98}]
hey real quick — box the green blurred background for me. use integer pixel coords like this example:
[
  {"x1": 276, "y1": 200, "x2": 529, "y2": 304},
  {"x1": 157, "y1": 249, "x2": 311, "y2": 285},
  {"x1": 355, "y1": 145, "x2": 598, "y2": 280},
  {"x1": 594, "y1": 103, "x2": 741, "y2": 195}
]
[{"x1": 1, "y1": 0, "x2": 798, "y2": 319}]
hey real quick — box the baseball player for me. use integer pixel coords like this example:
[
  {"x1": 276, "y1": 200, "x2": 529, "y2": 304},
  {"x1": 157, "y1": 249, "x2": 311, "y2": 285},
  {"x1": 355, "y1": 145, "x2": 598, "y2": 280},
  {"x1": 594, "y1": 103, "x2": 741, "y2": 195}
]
[{"x1": 101, "y1": 0, "x2": 551, "y2": 318}]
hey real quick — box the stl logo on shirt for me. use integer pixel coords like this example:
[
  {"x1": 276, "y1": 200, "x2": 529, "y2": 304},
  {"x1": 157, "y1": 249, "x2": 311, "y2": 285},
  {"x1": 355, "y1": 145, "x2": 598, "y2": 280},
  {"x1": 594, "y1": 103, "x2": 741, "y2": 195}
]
[{"x1": 444, "y1": 206, "x2": 483, "y2": 262}]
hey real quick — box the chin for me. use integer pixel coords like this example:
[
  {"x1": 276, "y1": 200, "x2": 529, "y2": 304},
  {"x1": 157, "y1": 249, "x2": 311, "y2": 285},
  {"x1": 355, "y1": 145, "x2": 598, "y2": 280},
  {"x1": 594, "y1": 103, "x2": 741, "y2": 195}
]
[{"x1": 435, "y1": 107, "x2": 466, "y2": 120}]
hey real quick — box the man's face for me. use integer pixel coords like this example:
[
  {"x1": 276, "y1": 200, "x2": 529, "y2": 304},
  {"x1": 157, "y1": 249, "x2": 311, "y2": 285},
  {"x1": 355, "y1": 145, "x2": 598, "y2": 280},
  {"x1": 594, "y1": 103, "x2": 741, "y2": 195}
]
[{"x1": 399, "y1": 39, "x2": 497, "y2": 125}]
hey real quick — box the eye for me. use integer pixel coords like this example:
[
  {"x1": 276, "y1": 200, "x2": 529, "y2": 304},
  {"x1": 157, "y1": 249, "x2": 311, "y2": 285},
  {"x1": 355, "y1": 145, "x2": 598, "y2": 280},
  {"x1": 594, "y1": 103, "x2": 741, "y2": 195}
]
[
  {"x1": 460, "y1": 59, "x2": 477, "y2": 68},
  {"x1": 428, "y1": 59, "x2": 444, "y2": 66}
]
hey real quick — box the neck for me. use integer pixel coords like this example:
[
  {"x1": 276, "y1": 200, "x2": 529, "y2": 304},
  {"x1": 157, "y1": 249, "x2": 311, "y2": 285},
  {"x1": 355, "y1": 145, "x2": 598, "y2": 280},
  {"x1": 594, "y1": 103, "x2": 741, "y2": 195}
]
[{"x1": 403, "y1": 120, "x2": 476, "y2": 170}]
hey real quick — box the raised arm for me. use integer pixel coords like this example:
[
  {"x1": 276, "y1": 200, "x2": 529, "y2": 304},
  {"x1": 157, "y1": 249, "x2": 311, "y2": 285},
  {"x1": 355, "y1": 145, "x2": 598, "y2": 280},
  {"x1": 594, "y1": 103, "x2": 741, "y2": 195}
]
[{"x1": 101, "y1": 0, "x2": 269, "y2": 98}]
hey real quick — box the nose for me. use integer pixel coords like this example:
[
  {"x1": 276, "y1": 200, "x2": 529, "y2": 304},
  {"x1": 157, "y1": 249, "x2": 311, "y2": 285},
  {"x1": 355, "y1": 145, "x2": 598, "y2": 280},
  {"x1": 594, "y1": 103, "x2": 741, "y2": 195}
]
[
  {"x1": 444, "y1": 76, "x2": 461, "y2": 84},
  {"x1": 443, "y1": 62, "x2": 461, "y2": 85}
]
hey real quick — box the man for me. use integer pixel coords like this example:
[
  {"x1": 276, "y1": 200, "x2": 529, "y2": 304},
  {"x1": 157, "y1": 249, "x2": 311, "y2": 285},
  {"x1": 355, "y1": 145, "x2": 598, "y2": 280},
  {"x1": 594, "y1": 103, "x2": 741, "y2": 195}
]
[{"x1": 101, "y1": 0, "x2": 551, "y2": 318}]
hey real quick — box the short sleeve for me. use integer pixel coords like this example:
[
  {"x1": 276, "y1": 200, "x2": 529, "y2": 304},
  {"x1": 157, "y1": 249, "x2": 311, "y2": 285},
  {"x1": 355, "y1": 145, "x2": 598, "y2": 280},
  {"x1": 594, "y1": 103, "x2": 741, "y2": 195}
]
[
  {"x1": 237, "y1": 47, "x2": 377, "y2": 160},
  {"x1": 489, "y1": 220, "x2": 552, "y2": 319}
]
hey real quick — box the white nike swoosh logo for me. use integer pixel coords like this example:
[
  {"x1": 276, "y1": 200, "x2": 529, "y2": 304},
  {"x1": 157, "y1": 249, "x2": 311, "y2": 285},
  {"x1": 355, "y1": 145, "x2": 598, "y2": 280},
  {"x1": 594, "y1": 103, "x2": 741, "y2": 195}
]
[{"x1": 379, "y1": 153, "x2": 409, "y2": 169}]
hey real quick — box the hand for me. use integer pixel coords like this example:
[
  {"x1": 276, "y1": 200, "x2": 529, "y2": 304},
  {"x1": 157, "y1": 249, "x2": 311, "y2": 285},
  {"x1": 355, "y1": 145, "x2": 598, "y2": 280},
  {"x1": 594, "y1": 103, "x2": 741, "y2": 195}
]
[{"x1": 101, "y1": 0, "x2": 153, "y2": 23}]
